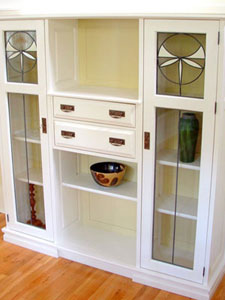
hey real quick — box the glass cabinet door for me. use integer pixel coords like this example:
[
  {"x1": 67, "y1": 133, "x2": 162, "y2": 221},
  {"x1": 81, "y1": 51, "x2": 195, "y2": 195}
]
[
  {"x1": 8, "y1": 93, "x2": 46, "y2": 229},
  {"x1": 142, "y1": 20, "x2": 219, "y2": 283},
  {"x1": 0, "y1": 20, "x2": 52, "y2": 240},
  {"x1": 152, "y1": 108, "x2": 202, "y2": 269}
]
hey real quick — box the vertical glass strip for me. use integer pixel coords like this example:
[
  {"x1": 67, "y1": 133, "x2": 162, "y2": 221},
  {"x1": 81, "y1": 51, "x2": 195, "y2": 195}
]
[
  {"x1": 152, "y1": 108, "x2": 202, "y2": 269},
  {"x1": 8, "y1": 93, "x2": 45, "y2": 229}
]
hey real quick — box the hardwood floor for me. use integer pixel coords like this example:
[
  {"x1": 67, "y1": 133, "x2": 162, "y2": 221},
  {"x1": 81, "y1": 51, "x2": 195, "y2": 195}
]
[{"x1": 0, "y1": 213, "x2": 224, "y2": 300}]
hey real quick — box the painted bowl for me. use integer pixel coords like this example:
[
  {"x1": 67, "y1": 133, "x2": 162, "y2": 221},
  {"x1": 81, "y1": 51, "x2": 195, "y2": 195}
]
[{"x1": 90, "y1": 162, "x2": 126, "y2": 187}]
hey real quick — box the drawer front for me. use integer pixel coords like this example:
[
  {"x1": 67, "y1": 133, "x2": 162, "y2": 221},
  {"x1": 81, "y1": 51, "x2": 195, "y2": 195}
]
[
  {"x1": 53, "y1": 97, "x2": 136, "y2": 127},
  {"x1": 54, "y1": 121, "x2": 136, "y2": 158}
]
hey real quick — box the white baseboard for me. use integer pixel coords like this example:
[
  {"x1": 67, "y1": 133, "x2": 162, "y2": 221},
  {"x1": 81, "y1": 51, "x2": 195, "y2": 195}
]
[
  {"x1": 58, "y1": 246, "x2": 135, "y2": 278},
  {"x1": 208, "y1": 260, "x2": 225, "y2": 299},
  {"x1": 2, "y1": 227, "x2": 58, "y2": 258},
  {"x1": 133, "y1": 271, "x2": 210, "y2": 300}
]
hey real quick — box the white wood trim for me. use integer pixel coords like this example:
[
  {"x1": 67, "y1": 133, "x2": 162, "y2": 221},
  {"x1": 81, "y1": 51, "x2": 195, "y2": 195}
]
[{"x1": 2, "y1": 227, "x2": 58, "y2": 257}]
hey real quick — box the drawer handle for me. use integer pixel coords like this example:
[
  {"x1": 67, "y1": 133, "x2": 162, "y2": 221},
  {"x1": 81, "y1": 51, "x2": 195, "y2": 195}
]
[
  {"x1": 61, "y1": 130, "x2": 75, "y2": 139},
  {"x1": 60, "y1": 104, "x2": 75, "y2": 113},
  {"x1": 109, "y1": 137, "x2": 125, "y2": 146},
  {"x1": 109, "y1": 110, "x2": 125, "y2": 119}
]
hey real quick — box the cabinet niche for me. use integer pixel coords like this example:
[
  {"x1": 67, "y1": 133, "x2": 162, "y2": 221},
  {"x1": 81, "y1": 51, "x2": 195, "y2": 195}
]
[
  {"x1": 47, "y1": 19, "x2": 139, "y2": 101},
  {"x1": 56, "y1": 150, "x2": 137, "y2": 266}
]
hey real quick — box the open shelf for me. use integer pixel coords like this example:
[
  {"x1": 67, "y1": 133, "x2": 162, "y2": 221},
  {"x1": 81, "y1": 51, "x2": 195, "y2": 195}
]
[
  {"x1": 13, "y1": 129, "x2": 40, "y2": 144},
  {"x1": 156, "y1": 195, "x2": 198, "y2": 220},
  {"x1": 16, "y1": 168, "x2": 43, "y2": 186},
  {"x1": 157, "y1": 149, "x2": 200, "y2": 171},
  {"x1": 62, "y1": 172, "x2": 137, "y2": 202},
  {"x1": 50, "y1": 85, "x2": 139, "y2": 103},
  {"x1": 47, "y1": 19, "x2": 139, "y2": 102},
  {"x1": 58, "y1": 222, "x2": 136, "y2": 267}
]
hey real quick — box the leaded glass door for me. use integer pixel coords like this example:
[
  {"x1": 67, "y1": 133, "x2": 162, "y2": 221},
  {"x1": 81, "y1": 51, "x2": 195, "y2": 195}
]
[
  {"x1": 141, "y1": 20, "x2": 219, "y2": 282},
  {"x1": 0, "y1": 20, "x2": 53, "y2": 240}
]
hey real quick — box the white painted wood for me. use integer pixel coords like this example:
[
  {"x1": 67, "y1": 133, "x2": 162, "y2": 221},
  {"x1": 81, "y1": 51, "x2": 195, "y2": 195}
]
[
  {"x1": 49, "y1": 86, "x2": 139, "y2": 103},
  {"x1": 2, "y1": 227, "x2": 58, "y2": 257},
  {"x1": 13, "y1": 129, "x2": 40, "y2": 144},
  {"x1": 141, "y1": 19, "x2": 219, "y2": 283},
  {"x1": 16, "y1": 168, "x2": 43, "y2": 186},
  {"x1": 157, "y1": 149, "x2": 200, "y2": 170},
  {"x1": 0, "y1": 20, "x2": 54, "y2": 241},
  {"x1": 54, "y1": 120, "x2": 136, "y2": 158},
  {"x1": 57, "y1": 222, "x2": 136, "y2": 267},
  {"x1": 53, "y1": 97, "x2": 136, "y2": 127},
  {"x1": 62, "y1": 173, "x2": 137, "y2": 201},
  {"x1": 156, "y1": 195, "x2": 198, "y2": 220}
]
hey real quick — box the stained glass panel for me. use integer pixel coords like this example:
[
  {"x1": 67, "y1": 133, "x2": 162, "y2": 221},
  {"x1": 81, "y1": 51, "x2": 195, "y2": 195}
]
[
  {"x1": 157, "y1": 33, "x2": 206, "y2": 98},
  {"x1": 5, "y1": 31, "x2": 38, "y2": 83}
]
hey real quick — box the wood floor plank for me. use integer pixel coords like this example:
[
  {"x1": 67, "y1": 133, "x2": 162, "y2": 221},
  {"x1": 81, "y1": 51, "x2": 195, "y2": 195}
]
[{"x1": 0, "y1": 213, "x2": 224, "y2": 300}]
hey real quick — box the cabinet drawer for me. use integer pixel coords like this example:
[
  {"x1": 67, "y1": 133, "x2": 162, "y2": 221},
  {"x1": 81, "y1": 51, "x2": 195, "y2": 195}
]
[
  {"x1": 53, "y1": 97, "x2": 136, "y2": 127},
  {"x1": 54, "y1": 121, "x2": 136, "y2": 158}
]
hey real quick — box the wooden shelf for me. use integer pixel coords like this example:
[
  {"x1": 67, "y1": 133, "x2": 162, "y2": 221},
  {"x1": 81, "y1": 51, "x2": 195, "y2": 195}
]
[
  {"x1": 156, "y1": 195, "x2": 198, "y2": 220},
  {"x1": 157, "y1": 149, "x2": 200, "y2": 171},
  {"x1": 49, "y1": 84, "x2": 139, "y2": 104},
  {"x1": 16, "y1": 168, "x2": 43, "y2": 186},
  {"x1": 13, "y1": 129, "x2": 40, "y2": 144},
  {"x1": 58, "y1": 222, "x2": 136, "y2": 267},
  {"x1": 62, "y1": 171, "x2": 137, "y2": 202}
]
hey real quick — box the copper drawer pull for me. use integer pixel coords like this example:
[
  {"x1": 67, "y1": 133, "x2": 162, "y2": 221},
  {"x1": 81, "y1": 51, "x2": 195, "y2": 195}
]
[
  {"x1": 109, "y1": 110, "x2": 125, "y2": 119},
  {"x1": 60, "y1": 104, "x2": 75, "y2": 113},
  {"x1": 61, "y1": 130, "x2": 75, "y2": 139},
  {"x1": 109, "y1": 137, "x2": 125, "y2": 146}
]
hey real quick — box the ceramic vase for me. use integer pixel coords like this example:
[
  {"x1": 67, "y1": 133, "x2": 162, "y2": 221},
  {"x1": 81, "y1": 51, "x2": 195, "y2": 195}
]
[{"x1": 179, "y1": 113, "x2": 199, "y2": 163}]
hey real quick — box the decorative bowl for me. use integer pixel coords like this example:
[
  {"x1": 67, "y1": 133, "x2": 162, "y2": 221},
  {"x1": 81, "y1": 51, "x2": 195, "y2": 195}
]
[{"x1": 90, "y1": 162, "x2": 126, "y2": 187}]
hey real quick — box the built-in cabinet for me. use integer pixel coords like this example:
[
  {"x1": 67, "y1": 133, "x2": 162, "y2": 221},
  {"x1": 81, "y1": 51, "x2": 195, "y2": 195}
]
[{"x1": 0, "y1": 16, "x2": 224, "y2": 300}]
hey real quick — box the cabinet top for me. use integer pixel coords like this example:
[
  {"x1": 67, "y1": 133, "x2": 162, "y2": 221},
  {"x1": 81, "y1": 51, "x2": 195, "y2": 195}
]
[{"x1": 0, "y1": 10, "x2": 225, "y2": 20}]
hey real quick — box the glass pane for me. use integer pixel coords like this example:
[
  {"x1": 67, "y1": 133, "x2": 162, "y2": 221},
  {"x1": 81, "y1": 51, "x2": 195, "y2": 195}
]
[
  {"x1": 8, "y1": 93, "x2": 45, "y2": 229},
  {"x1": 5, "y1": 31, "x2": 38, "y2": 84},
  {"x1": 152, "y1": 108, "x2": 202, "y2": 269},
  {"x1": 157, "y1": 33, "x2": 206, "y2": 98}
]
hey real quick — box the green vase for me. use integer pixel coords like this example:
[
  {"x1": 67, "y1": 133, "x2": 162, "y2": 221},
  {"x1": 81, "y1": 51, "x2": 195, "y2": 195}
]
[{"x1": 179, "y1": 113, "x2": 199, "y2": 163}]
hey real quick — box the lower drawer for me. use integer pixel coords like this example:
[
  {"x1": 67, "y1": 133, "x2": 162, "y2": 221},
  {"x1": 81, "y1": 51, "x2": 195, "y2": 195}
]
[{"x1": 54, "y1": 121, "x2": 136, "y2": 158}]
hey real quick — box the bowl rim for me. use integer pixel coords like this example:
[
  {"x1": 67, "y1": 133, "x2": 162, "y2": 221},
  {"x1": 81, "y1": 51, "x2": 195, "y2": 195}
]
[{"x1": 90, "y1": 162, "x2": 126, "y2": 173}]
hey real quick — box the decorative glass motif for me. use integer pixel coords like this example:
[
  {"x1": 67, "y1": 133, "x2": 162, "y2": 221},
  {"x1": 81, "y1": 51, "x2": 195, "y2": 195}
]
[
  {"x1": 157, "y1": 33, "x2": 206, "y2": 98},
  {"x1": 5, "y1": 31, "x2": 38, "y2": 83}
]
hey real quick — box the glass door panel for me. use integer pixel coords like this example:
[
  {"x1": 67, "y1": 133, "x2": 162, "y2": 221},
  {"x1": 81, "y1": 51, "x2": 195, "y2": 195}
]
[
  {"x1": 152, "y1": 108, "x2": 202, "y2": 269},
  {"x1": 8, "y1": 93, "x2": 45, "y2": 229},
  {"x1": 5, "y1": 31, "x2": 38, "y2": 83},
  {"x1": 157, "y1": 33, "x2": 206, "y2": 98}
]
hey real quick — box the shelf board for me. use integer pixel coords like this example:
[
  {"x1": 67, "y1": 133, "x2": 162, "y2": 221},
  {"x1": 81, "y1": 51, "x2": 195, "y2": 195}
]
[
  {"x1": 62, "y1": 172, "x2": 137, "y2": 202},
  {"x1": 157, "y1": 149, "x2": 200, "y2": 171},
  {"x1": 16, "y1": 168, "x2": 43, "y2": 186},
  {"x1": 13, "y1": 129, "x2": 40, "y2": 144},
  {"x1": 49, "y1": 84, "x2": 139, "y2": 103},
  {"x1": 156, "y1": 195, "x2": 198, "y2": 220},
  {"x1": 58, "y1": 222, "x2": 136, "y2": 268}
]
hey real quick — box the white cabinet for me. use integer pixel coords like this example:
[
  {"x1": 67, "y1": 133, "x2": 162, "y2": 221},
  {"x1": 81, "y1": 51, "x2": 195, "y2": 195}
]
[
  {"x1": 0, "y1": 20, "x2": 53, "y2": 241},
  {"x1": 0, "y1": 15, "x2": 225, "y2": 300},
  {"x1": 141, "y1": 20, "x2": 220, "y2": 283}
]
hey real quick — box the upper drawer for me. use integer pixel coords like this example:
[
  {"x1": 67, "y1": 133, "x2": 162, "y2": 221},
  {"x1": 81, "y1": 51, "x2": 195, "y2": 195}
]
[{"x1": 53, "y1": 97, "x2": 136, "y2": 127}]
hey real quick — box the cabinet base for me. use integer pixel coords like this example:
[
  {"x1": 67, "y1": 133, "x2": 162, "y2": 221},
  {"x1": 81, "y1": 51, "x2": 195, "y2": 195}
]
[
  {"x1": 2, "y1": 228, "x2": 224, "y2": 300},
  {"x1": 2, "y1": 227, "x2": 58, "y2": 258}
]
